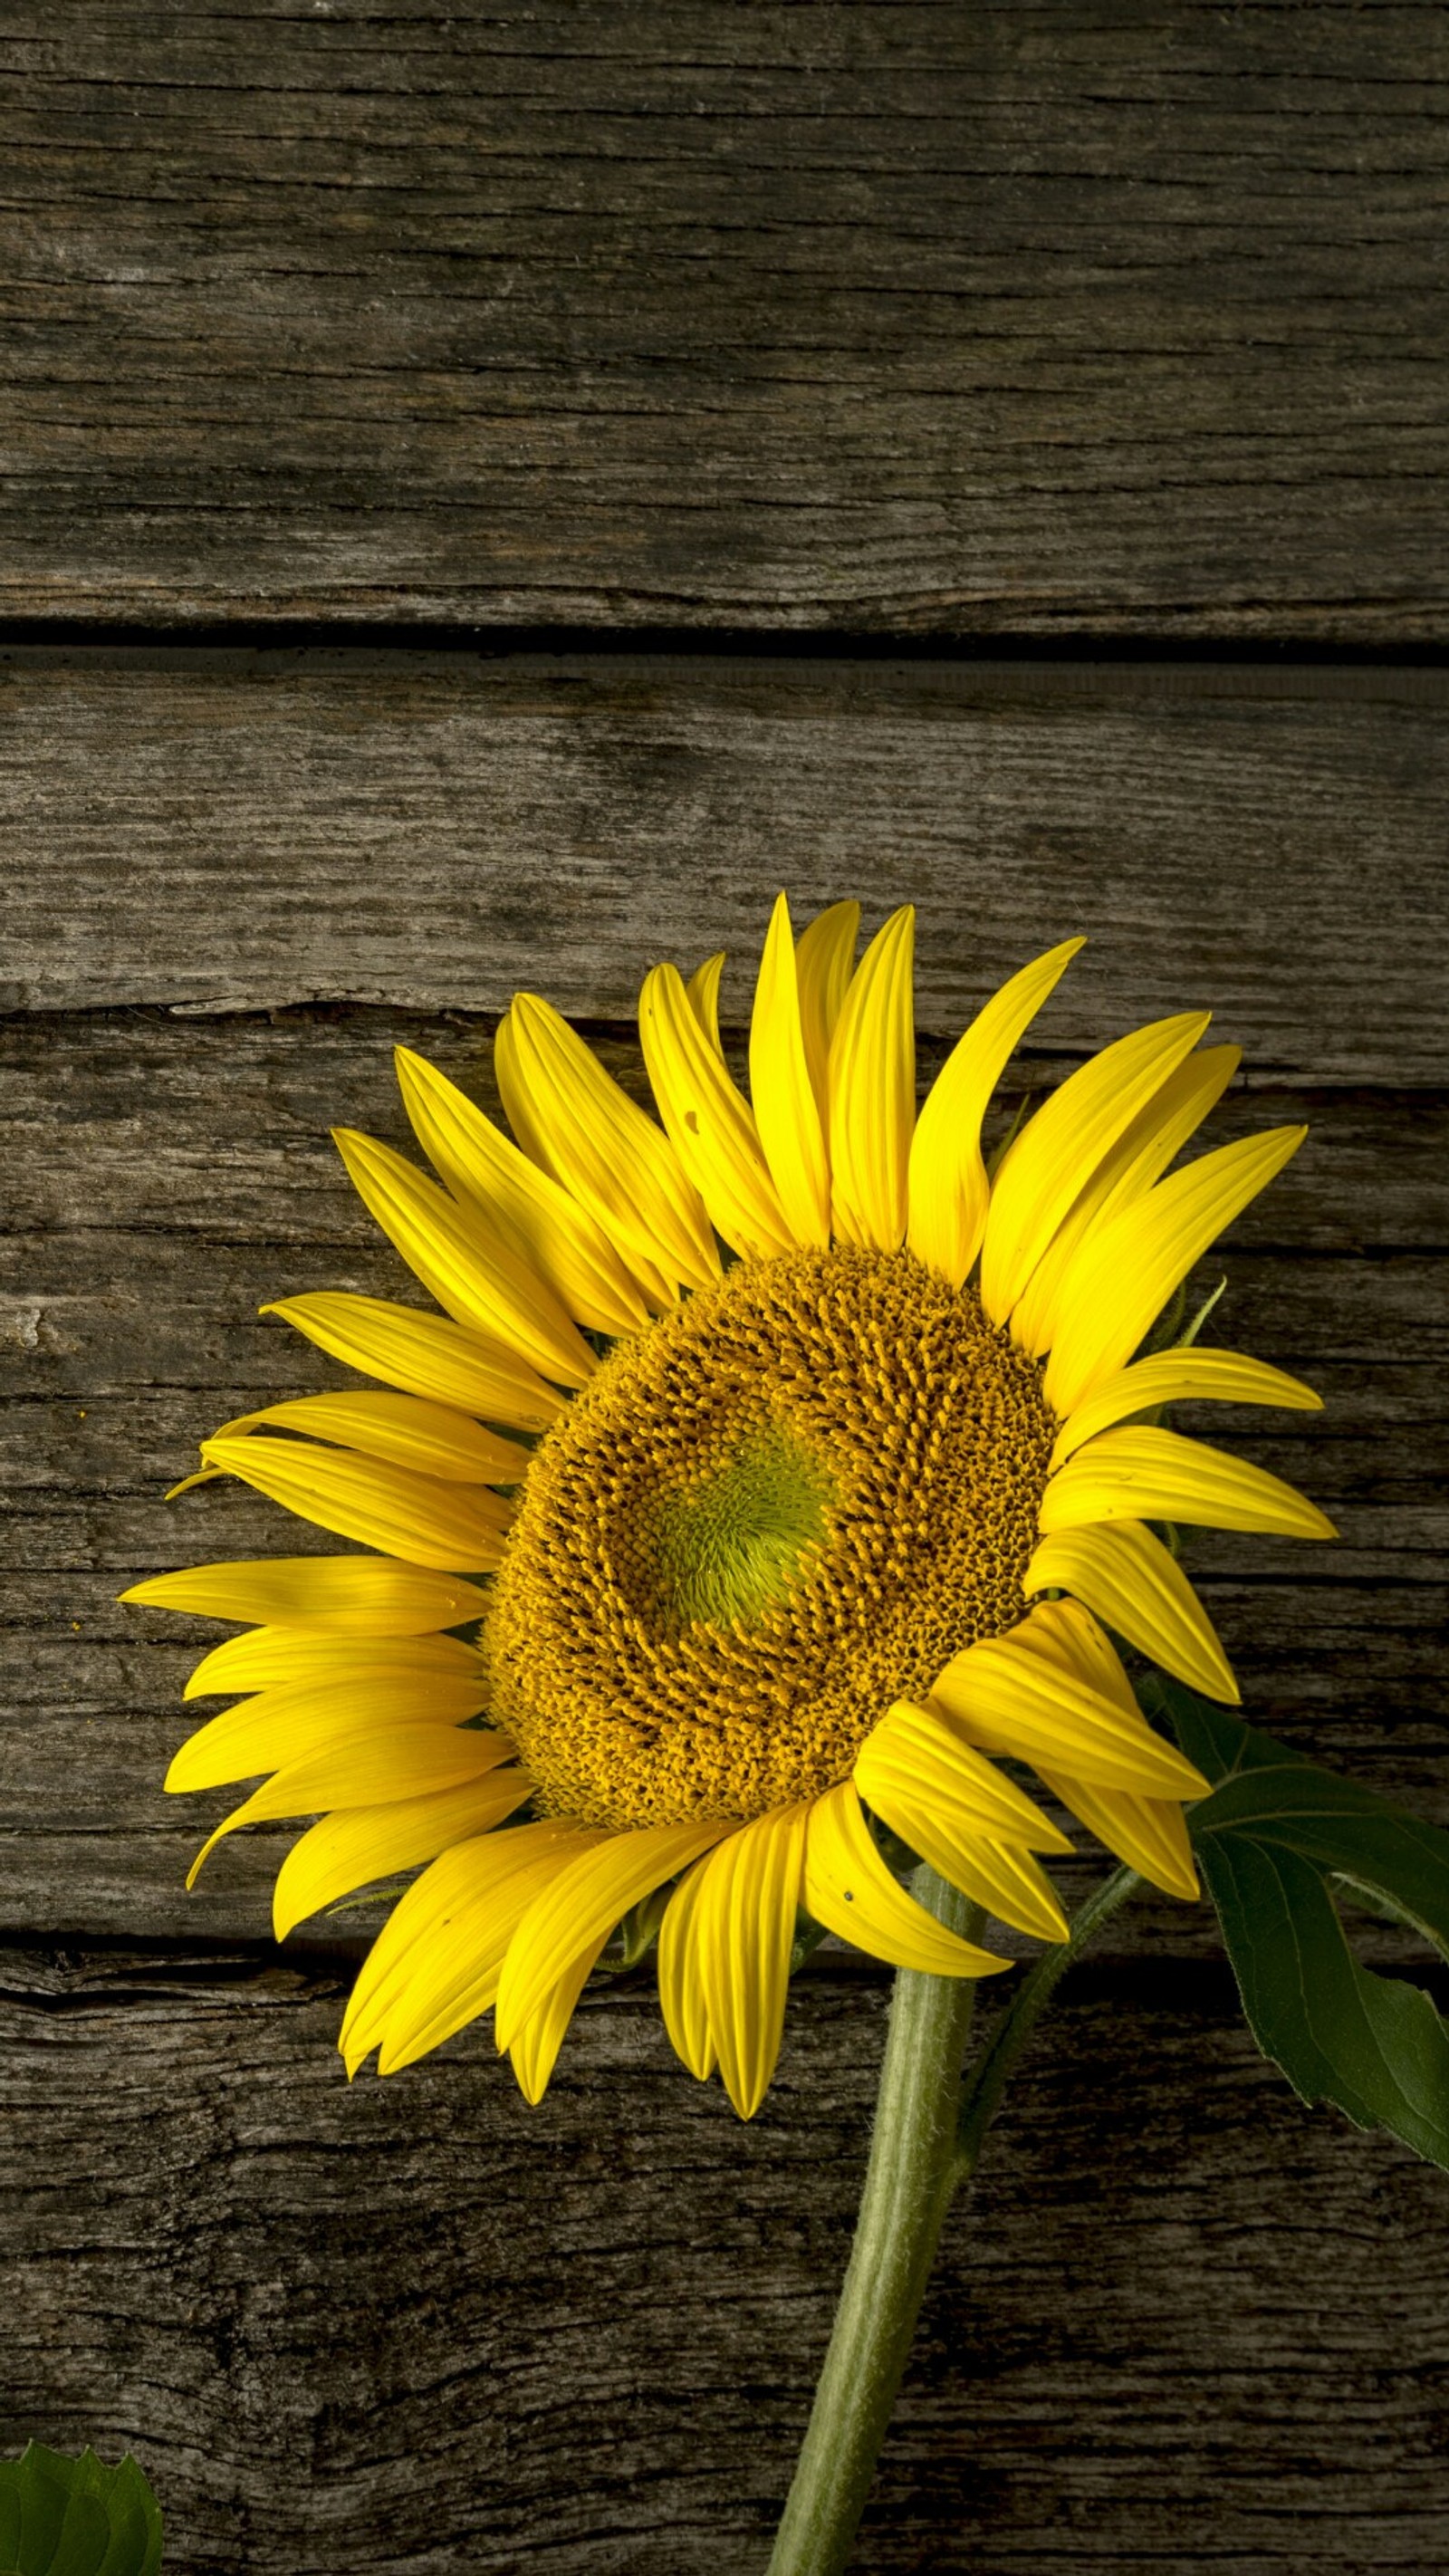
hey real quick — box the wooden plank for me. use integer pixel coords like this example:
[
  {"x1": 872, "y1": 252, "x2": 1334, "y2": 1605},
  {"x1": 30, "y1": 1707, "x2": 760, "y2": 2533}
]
[
  {"x1": 4, "y1": 1007, "x2": 1444, "y2": 1942},
  {"x1": 5, "y1": 1949, "x2": 1447, "y2": 2572},
  {"x1": 1, "y1": 4, "x2": 1445, "y2": 635},
  {"x1": 2, "y1": 652, "x2": 1446, "y2": 1077}
]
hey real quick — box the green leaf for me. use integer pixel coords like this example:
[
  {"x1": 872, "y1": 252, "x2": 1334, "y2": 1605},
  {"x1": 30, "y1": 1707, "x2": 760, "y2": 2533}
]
[
  {"x1": 1143, "y1": 1676, "x2": 1449, "y2": 2167},
  {"x1": 0, "y1": 2447, "x2": 162, "y2": 2576}
]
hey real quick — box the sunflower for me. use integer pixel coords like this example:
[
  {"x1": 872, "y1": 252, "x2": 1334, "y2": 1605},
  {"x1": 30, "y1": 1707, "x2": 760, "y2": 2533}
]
[{"x1": 124, "y1": 899, "x2": 1334, "y2": 2119}]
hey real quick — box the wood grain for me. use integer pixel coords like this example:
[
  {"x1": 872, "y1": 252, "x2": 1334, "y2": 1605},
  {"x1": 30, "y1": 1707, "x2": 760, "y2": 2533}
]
[
  {"x1": 5, "y1": 2, "x2": 1448, "y2": 2557},
  {"x1": 2, "y1": 5, "x2": 1446, "y2": 635},
  {"x1": 2, "y1": 652, "x2": 1446, "y2": 1079},
  {"x1": 5, "y1": 777, "x2": 1445, "y2": 2565},
  {"x1": 4, "y1": 1949, "x2": 1446, "y2": 2574}
]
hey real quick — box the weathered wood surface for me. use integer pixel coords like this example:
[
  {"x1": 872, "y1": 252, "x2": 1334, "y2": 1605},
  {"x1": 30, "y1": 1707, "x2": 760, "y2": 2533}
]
[
  {"x1": 5, "y1": 2, "x2": 1449, "y2": 2558},
  {"x1": 3, "y1": 5, "x2": 1446, "y2": 637},
  {"x1": 2, "y1": 651, "x2": 1447, "y2": 1079},
  {"x1": 4, "y1": 1001, "x2": 1446, "y2": 1952},
  {"x1": 5, "y1": 1949, "x2": 1449, "y2": 2576},
  {"x1": 3, "y1": 671, "x2": 1447, "y2": 2559}
]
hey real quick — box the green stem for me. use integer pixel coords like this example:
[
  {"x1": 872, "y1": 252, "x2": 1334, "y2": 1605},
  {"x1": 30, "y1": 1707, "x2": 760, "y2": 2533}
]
[
  {"x1": 765, "y1": 1868, "x2": 984, "y2": 2576},
  {"x1": 766, "y1": 1863, "x2": 1142, "y2": 2576},
  {"x1": 955, "y1": 1865, "x2": 1139, "y2": 2180}
]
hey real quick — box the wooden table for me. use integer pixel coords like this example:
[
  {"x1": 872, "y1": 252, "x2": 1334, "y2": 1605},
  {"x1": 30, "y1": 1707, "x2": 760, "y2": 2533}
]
[{"x1": 3, "y1": 9, "x2": 1447, "y2": 2570}]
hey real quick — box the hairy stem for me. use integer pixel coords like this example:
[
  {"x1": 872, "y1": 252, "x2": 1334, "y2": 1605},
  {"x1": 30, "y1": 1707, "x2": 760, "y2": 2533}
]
[
  {"x1": 766, "y1": 1862, "x2": 1142, "y2": 2575},
  {"x1": 765, "y1": 1869, "x2": 983, "y2": 2576}
]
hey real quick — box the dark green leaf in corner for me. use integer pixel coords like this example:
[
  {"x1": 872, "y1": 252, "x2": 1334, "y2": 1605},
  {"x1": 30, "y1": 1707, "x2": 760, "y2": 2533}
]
[
  {"x1": 1144, "y1": 1675, "x2": 1449, "y2": 2170},
  {"x1": 0, "y1": 2446, "x2": 162, "y2": 2576}
]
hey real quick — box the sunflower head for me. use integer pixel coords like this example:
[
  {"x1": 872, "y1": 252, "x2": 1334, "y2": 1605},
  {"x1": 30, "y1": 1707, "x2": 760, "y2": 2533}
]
[
  {"x1": 125, "y1": 894, "x2": 1333, "y2": 2119},
  {"x1": 485, "y1": 1244, "x2": 1057, "y2": 1835}
]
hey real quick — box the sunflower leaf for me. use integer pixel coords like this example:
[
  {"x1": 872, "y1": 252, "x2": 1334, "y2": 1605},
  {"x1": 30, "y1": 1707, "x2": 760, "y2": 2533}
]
[
  {"x1": 0, "y1": 2446, "x2": 162, "y2": 2576},
  {"x1": 1144, "y1": 1676, "x2": 1449, "y2": 2168}
]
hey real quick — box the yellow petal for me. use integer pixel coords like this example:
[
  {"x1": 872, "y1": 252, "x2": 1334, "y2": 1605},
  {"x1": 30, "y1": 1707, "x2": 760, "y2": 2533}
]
[
  {"x1": 1026, "y1": 1518, "x2": 1238, "y2": 1705},
  {"x1": 1006, "y1": 1596, "x2": 1205, "y2": 1939},
  {"x1": 200, "y1": 1433, "x2": 515, "y2": 1573},
  {"x1": 749, "y1": 892, "x2": 831, "y2": 1246},
  {"x1": 167, "y1": 1668, "x2": 496, "y2": 1793},
  {"x1": 1006, "y1": 1591, "x2": 1136, "y2": 1703},
  {"x1": 1043, "y1": 1127, "x2": 1308, "y2": 1414},
  {"x1": 691, "y1": 1805, "x2": 811, "y2": 2119},
  {"x1": 907, "y1": 937, "x2": 1084, "y2": 1288},
  {"x1": 1039, "y1": 1425, "x2": 1338, "y2": 1543},
  {"x1": 639, "y1": 962, "x2": 794, "y2": 1260},
  {"x1": 417, "y1": 1885, "x2": 602, "y2": 2089},
  {"x1": 657, "y1": 1851, "x2": 718, "y2": 2081},
  {"x1": 829, "y1": 906, "x2": 916, "y2": 1251},
  {"x1": 500, "y1": 994, "x2": 720, "y2": 1293},
  {"x1": 341, "y1": 1821, "x2": 590, "y2": 2074},
  {"x1": 978, "y1": 1012, "x2": 1210, "y2": 1326},
  {"x1": 273, "y1": 1771, "x2": 535, "y2": 1941},
  {"x1": 1010, "y1": 1043, "x2": 1240, "y2": 1356},
  {"x1": 855, "y1": 1699, "x2": 1073, "y2": 1852},
  {"x1": 795, "y1": 899, "x2": 859, "y2": 1121},
  {"x1": 497, "y1": 1006, "x2": 683, "y2": 1304},
  {"x1": 507, "y1": 1946, "x2": 601, "y2": 2105},
  {"x1": 341, "y1": 1822, "x2": 575, "y2": 2066},
  {"x1": 262, "y1": 1293, "x2": 564, "y2": 1431},
  {"x1": 209, "y1": 1391, "x2": 533, "y2": 1487},
  {"x1": 119, "y1": 1557, "x2": 488, "y2": 1635},
  {"x1": 855, "y1": 1697, "x2": 1071, "y2": 1942},
  {"x1": 931, "y1": 1619, "x2": 1211, "y2": 1801},
  {"x1": 334, "y1": 1128, "x2": 597, "y2": 1386},
  {"x1": 184, "y1": 1628, "x2": 483, "y2": 1702},
  {"x1": 494, "y1": 1821, "x2": 727, "y2": 2052},
  {"x1": 998, "y1": 1600, "x2": 1206, "y2": 1919},
  {"x1": 802, "y1": 1782, "x2": 1012, "y2": 1978},
  {"x1": 186, "y1": 1725, "x2": 518, "y2": 1887},
  {"x1": 491, "y1": 1008, "x2": 557, "y2": 1177},
  {"x1": 1035, "y1": 1764, "x2": 1200, "y2": 1902},
  {"x1": 686, "y1": 951, "x2": 726, "y2": 1055},
  {"x1": 1050, "y1": 1347, "x2": 1323, "y2": 1469},
  {"x1": 863, "y1": 1791, "x2": 1070, "y2": 1944},
  {"x1": 394, "y1": 1045, "x2": 652, "y2": 1337},
  {"x1": 506, "y1": 1899, "x2": 672, "y2": 2105},
  {"x1": 229, "y1": 1724, "x2": 513, "y2": 1821},
  {"x1": 164, "y1": 1465, "x2": 226, "y2": 1502}
]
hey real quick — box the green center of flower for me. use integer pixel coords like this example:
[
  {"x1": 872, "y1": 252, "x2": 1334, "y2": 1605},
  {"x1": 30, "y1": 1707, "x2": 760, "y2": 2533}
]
[
  {"x1": 648, "y1": 1425, "x2": 836, "y2": 1631},
  {"x1": 484, "y1": 1245, "x2": 1057, "y2": 1831}
]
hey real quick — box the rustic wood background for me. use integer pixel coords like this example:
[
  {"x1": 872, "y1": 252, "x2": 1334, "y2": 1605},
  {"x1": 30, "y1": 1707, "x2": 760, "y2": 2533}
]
[{"x1": 3, "y1": 7, "x2": 1446, "y2": 2571}]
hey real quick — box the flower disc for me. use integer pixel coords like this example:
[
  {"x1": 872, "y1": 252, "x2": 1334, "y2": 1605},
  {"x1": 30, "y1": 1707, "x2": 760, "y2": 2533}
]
[{"x1": 485, "y1": 1245, "x2": 1057, "y2": 1829}]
